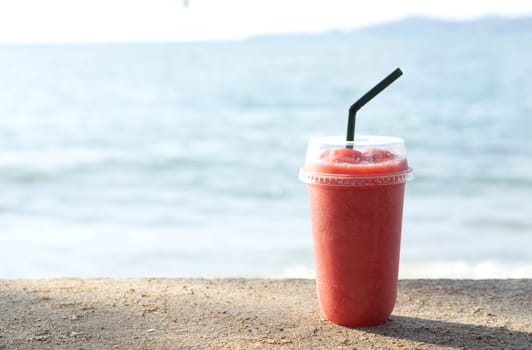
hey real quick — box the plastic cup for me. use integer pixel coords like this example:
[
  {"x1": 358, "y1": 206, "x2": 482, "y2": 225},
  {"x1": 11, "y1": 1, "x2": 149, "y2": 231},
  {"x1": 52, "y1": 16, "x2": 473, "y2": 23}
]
[{"x1": 299, "y1": 135, "x2": 413, "y2": 327}]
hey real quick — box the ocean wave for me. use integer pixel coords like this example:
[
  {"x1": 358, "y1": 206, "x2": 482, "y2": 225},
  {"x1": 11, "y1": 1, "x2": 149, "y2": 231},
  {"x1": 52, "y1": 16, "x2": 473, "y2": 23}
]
[{"x1": 0, "y1": 149, "x2": 207, "y2": 183}]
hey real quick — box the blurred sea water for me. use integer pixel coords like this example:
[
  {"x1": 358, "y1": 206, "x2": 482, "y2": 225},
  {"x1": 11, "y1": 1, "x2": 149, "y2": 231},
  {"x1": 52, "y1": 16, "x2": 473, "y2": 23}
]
[{"x1": 0, "y1": 30, "x2": 531, "y2": 278}]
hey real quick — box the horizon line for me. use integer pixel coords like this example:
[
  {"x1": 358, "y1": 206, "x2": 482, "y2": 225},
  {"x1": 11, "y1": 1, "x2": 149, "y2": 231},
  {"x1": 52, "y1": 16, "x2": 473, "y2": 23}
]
[{"x1": 0, "y1": 13, "x2": 531, "y2": 46}]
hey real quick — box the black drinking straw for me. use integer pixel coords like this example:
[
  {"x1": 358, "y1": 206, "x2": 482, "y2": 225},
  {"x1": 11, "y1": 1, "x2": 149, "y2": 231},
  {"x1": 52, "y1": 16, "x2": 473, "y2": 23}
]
[{"x1": 346, "y1": 68, "x2": 403, "y2": 147}]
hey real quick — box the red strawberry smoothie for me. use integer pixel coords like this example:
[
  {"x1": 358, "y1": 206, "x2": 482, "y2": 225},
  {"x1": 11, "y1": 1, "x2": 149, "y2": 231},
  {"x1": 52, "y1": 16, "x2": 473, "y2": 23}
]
[{"x1": 300, "y1": 136, "x2": 412, "y2": 327}]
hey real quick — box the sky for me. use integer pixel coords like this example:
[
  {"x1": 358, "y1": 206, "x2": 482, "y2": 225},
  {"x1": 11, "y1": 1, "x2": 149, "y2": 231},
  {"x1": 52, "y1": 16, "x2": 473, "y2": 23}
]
[{"x1": 1, "y1": 0, "x2": 532, "y2": 43}]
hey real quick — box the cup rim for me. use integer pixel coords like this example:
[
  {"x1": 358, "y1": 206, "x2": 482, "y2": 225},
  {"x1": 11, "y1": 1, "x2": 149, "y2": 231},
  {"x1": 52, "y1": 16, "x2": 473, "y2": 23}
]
[{"x1": 299, "y1": 167, "x2": 414, "y2": 187}]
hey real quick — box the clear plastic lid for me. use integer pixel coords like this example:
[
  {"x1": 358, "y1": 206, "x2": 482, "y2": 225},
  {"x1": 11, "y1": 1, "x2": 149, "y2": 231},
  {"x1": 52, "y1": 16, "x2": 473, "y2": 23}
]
[{"x1": 299, "y1": 135, "x2": 413, "y2": 187}]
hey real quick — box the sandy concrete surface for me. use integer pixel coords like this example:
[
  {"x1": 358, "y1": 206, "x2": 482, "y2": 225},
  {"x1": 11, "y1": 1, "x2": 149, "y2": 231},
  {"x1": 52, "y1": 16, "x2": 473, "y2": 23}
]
[{"x1": 0, "y1": 279, "x2": 530, "y2": 349}]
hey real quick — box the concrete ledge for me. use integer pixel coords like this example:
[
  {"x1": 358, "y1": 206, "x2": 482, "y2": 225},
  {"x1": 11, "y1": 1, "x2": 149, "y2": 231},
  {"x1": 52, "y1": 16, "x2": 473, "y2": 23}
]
[{"x1": 0, "y1": 279, "x2": 530, "y2": 349}]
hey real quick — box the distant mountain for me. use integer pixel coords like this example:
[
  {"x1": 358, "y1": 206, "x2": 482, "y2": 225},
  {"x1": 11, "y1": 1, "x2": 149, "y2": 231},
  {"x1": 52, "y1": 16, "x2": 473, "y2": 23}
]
[
  {"x1": 361, "y1": 15, "x2": 532, "y2": 33},
  {"x1": 247, "y1": 15, "x2": 532, "y2": 42}
]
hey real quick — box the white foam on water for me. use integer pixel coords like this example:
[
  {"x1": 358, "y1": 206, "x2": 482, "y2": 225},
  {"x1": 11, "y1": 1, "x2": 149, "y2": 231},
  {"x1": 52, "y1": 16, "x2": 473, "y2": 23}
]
[
  {"x1": 399, "y1": 261, "x2": 532, "y2": 279},
  {"x1": 270, "y1": 261, "x2": 532, "y2": 279}
]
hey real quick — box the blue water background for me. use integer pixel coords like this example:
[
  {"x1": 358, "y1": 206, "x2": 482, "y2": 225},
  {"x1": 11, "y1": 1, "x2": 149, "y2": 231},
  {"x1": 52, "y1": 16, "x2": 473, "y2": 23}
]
[{"x1": 1, "y1": 32, "x2": 531, "y2": 278}]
